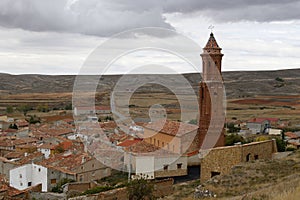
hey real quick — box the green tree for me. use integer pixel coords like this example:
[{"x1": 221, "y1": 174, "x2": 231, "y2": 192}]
[
  {"x1": 127, "y1": 178, "x2": 155, "y2": 200},
  {"x1": 226, "y1": 123, "x2": 241, "y2": 133},
  {"x1": 17, "y1": 105, "x2": 31, "y2": 116},
  {"x1": 188, "y1": 119, "x2": 197, "y2": 125},
  {"x1": 9, "y1": 124, "x2": 18, "y2": 129},
  {"x1": 54, "y1": 145, "x2": 64, "y2": 154},
  {"x1": 275, "y1": 77, "x2": 284, "y2": 82},
  {"x1": 6, "y1": 106, "x2": 13, "y2": 114},
  {"x1": 225, "y1": 134, "x2": 245, "y2": 146},
  {"x1": 28, "y1": 115, "x2": 40, "y2": 124},
  {"x1": 37, "y1": 104, "x2": 49, "y2": 112},
  {"x1": 275, "y1": 138, "x2": 286, "y2": 152},
  {"x1": 51, "y1": 178, "x2": 75, "y2": 193},
  {"x1": 64, "y1": 103, "x2": 72, "y2": 110}
]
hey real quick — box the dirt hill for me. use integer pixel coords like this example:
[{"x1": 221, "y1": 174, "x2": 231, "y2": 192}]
[{"x1": 1, "y1": 68, "x2": 300, "y2": 98}]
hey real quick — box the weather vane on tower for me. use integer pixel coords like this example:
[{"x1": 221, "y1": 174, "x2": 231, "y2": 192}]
[{"x1": 208, "y1": 25, "x2": 215, "y2": 33}]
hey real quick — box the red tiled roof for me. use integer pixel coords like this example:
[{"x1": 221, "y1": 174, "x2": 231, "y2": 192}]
[
  {"x1": 4, "y1": 151, "x2": 23, "y2": 159},
  {"x1": 17, "y1": 151, "x2": 44, "y2": 165},
  {"x1": 60, "y1": 141, "x2": 73, "y2": 150},
  {"x1": 5, "y1": 128, "x2": 18, "y2": 133},
  {"x1": 117, "y1": 138, "x2": 142, "y2": 147},
  {"x1": 37, "y1": 151, "x2": 92, "y2": 174},
  {"x1": 285, "y1": 132, "x2": 300, "y2": 139},
  {"x1": 126, "y1": 140, "x2": 160, "y2": 154},
  {"x1": 0, "y1": 137, "x2": 38, "y2": 147},
  {"x1": 38, "y1": 143, "x2": 56, "y2": 150},
  {"x1": 100, "y1": 121, "x2": 117, "y2": 130},
  {"x1": 62, "y1": 118, "x2": 74, "y2": 123},
  {"x1": 144, "y1": 120, "x2": 198, "y2": 137},
  {"x1": 16, "y1": 121, "x2": 29, "y2": 127}
]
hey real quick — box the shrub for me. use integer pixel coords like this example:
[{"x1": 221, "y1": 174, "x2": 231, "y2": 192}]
[
  {"x1": 28, "y1": 115, "x2": 40, "y2": 124},
  {"x1": 286, "y1": 147, "x2": 296, "y2": 151},
  {"x1": 275, "y1": 77, "x2": 284, "y2": 82},
  {"x1": 65, "y1": 103, "x2": 72, "y2": 110},
  {"x1": 225, "y1": 134, "x2": 245, "y2": 146},
  {"x1": 127, "y1": 178, "x2": 154, "y2": 200},
  {"x1": 82, "y1": 186, "x2": 113, "y2": 195},
  {"x1": 9, "y1": 124, "x2": 18, "y2": 129},
  {"x1": 6, "y1": 106, "x2": 13, "y2": 114},
  {"x1": 276, "y1": 138, "x2": 286, "y2": 152},
  {"x1": 188, "y1": 119, "x2": 197, "y2": 125},
  {"x1": 51, "y1": 178, "x2": 75, "y2": 193},
  {"x1": 226, "y1": 123, "x2": 241, "y2": 133}
]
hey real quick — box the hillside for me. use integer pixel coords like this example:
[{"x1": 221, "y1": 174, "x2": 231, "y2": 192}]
[{"x1": 0, "y1": 68, "x2": 300, "y2": 98}]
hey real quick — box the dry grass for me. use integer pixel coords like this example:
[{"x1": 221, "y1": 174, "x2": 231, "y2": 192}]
[
  {"x1": 163, "y1": 150, "x2": 300, "y2": 200},
  {"x1": 272, "y1": 185, "x2": 300, "y2": 200}
]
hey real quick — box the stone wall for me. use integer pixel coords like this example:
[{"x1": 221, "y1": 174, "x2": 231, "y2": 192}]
[
  {"x1": 69, "y1": 178, "x2": 174, "y2": 200},
  {"x1": 200, "y1": 140, "x2": 277, "y2": 182},
  {"x1": 63, "y1": 182, "x2": 92, "y2": 193}
]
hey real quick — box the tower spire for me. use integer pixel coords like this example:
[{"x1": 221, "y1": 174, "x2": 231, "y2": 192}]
[
  {"x1": 204, "y1": 32, "x2": 220, "y2": 49},
  {"x1": 198, "y1": 32, "x2": 225, "y2": 149}
]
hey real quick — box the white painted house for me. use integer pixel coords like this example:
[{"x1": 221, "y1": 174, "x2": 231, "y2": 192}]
[
  {"x1": 126, "y1": 153, "x2": 188, "y2": 179},
  {"x1": 9, "y1": 163, "x2": 48, "y2": 192},
  {"x1": 268, "y1": 128, "x2": 282, "y2": 136},
  {"x1": 74, "y1": 106, "x2": 111, "y2": 116},
  {"x1": 37, "y1": 143, "x2": 56, "y2": 159}
]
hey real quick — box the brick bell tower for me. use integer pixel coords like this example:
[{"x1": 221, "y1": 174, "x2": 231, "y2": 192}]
[{"x1": 198, "y1": 32, "x2": 225, "y2": 149}]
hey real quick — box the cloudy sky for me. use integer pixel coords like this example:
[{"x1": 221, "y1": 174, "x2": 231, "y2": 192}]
[{"x1": 0, "y1": 0, "x2": 299, "y2": 74}]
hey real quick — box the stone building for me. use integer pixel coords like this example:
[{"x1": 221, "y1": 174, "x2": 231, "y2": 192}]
[
  {"x1": 143, "y1": 120, "x2": 198, "y2": 155},
  {"x1": 199, "y1": 140, "x2": 277, "y2": 182}
]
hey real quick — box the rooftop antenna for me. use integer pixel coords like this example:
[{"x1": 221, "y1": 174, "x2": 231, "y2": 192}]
[{"x1": 208, "y1": 25, "x2": 215, "y2": 33}]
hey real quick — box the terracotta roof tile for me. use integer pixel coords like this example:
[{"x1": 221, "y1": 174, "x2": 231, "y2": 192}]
[
  {"x1": 144, "y1": 120, "x2": 198, "y2": 137},
  {"x1": 117, "y1": 138, "x2": 142, "y2": 147},
  {"x1": 285, "y1": 132, "x2": 300, "y2": 139}
]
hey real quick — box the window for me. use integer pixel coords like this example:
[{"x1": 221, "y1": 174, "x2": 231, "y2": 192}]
[
  {"x1": 51, "y1": 179, "x2": 56, "y2": 184},
  {"x1": 92, "y1": 164, "x2": 95, "y2": 168},
  {"x1": 150, "y1": 138, "x2": 152, "y2": 144},
  {"x1": 162, "y1": 142, "x2": 164, "y2": 147},
  {"x1": 177, "y1": 163, "x2": 182, "y2": 169},
  {"x1": 157, "y1": 140, "x2": 160, "y2": 147},
  {"x1": 163, "y1": 165, "x2": 169, "y2": 170},
  {"x1": 28, "y1": 182, "x2": 32, "y2": 187},
  {"x1": 254, "y1": 155, "x2": 259, "y2": 160},
  {"x1": 211, "y1": 171, "x2": 220, "y2": 178},
  {"x1": 20, "y1": 182, "x2": 23, "y2": 186},
  {"x1": 246, "y1": 153, "x2": 251, "y2": 162},
  {"x1": 19, "y1": 174, "x2": 22, "y2": 178},
  {"x1": 38, "y1": 168, "x2": 41, "y2": 172},
  {"x1": 79, "y1": 175, "x2": 83, "y2": 182}
]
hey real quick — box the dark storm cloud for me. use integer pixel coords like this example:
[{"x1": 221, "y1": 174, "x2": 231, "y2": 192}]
[{"x1": 0, "y1": 0, "x2": 299, "y2": 37}]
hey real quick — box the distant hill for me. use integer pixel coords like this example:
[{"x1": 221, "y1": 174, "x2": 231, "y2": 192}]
[{"x1": 1, "y1": 68, "x2": 300, "y2": 99}]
